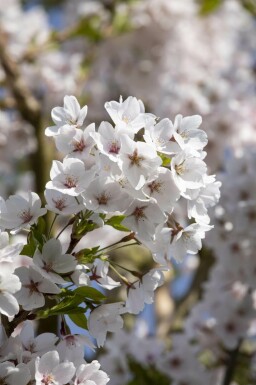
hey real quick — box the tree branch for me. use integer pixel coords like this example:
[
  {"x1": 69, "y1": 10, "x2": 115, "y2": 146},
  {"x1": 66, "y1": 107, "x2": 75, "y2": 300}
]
[
  {"x1": 222, "y1": 341, "x2": 241, "y2": 385},
  {"x1": 0, "y1": 29, "x2": 50, "y2": 200}
]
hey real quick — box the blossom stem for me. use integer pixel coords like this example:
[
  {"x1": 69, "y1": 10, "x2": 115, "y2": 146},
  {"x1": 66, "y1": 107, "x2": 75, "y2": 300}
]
[
  {"x1": 111, "y1": 261, "x2": 143, "y2": 279},
  {"x1": 109, "y1": 263, "x2": 133, "y2": 287},
  {"x1": 47, "y1": 214, "x2": 58, "y2": 239},
  {"x1": 56, "y1": 218, "x2": 75, "y2": 239},
  {"x1": 100, "y1": 241, "x2": 139, "y2": 254}
]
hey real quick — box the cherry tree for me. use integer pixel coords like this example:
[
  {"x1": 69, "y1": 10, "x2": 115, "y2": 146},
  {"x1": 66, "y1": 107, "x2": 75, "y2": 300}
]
[{"x1": 0, "y1": 1, "x2": 256, "y2": 385}]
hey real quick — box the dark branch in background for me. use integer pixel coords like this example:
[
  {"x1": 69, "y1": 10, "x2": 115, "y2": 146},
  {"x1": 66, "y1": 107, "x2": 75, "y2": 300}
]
[
  {"x1": 0, "y1": 96, "x2": 16, "y2": 109},
  {"x1": 0, "y1": 28, "x2": 56, "y2": 334},
  {"x1": 222, "y1": 341, "x2": 242, "y2": 385},
  {"x1": 1, "y1": 311, "x2": 30, "y2": 337},
  {"x1": 171, "y1": 247, "x2": 215, "y2": 329},
  {"x1": 0, "y1": 29, "x2": 50, "y2": 201}
]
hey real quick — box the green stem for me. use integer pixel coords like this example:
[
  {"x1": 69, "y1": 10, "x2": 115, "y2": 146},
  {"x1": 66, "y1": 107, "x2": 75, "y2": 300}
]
[
  {"x1": 109, "y1": 264, "x2": 132, "y2": 287},
  {"x1": 100, "y1": 241, "x2": 139, "y2": 254},
  {"x1": 47, "y1": 214, "x2": 58, "y2": 239},
  {"x1": 56, "y1": 219, "x2": 74, "y2": 239},
  {"x1": 111, "y1": 261, "x2": 142, "y2": 279}
]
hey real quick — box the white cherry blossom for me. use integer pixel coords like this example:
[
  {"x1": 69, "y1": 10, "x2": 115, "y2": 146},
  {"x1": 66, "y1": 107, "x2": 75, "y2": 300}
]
[
  {"x1": 105, "y1": 96, "x2": 155, "y2": 136},
  {"x1": 125, "y1": 269, "x2": 164, "y2": 314},
  {"x1": 82, "y1": 177, "x2": 131, "y2": 213},
  {"x1": 44, "y1": 189, "x2": 84, "y2": 215},
  {"x1": 46, "y1": 158, "x2": 95, "y2": 196},
  {"x1": 33, "y1": 238, "x2": 77, "y2": 284},
  {"x1": 57, "y1": 334, "x2": 95, "y2": 363},
  {"x1": 0, "y1": 230, "x2": 9, "y2": 248},
  {"x1": 90, "y1": 121, "x2": 122, "y2": 162},
  {"x1": 88, "y1": 303, "x2": 126, "y2": 347},
  {"x1": 0, "y1": 362, "x2": 31, "y2": 385},
  {"x1": 20, "y1": 321, "x2": 58, "y2": 355},
  {"x1": 54, "y1": 123, "x2": 95, "y2": 159},
  {"x1": 172, "y1": 114, "x2": 207, "y2": 155},
  {"x1": 0, "y1": 239, "x2": 23, "y2": 271},
  {"x1": 45, "y1": 95, "x2": 88, "y2": 137},
  {"x1": 186, "y1": 175, "x2": 221, "y2": 223},
  {"x1": 74, "y1": 361, "x2": 109, "y2": 385},
  {"x1": 123, "y1": 199, "x2": 166, "y2": 241},
  {"x1": 0, "y1": 192, "x2": 47, "y2": 232},
  {"x1": 171, "y1": 150, "x2": 207, "y2": 192},
  {"x1": 89, "y1": 259, "x2": 121, "y2": 290},
  {"x1": 71, "y1": 264, "x2": 90, "y2": 287},
  {"x1": 119, "y1": 135, "x2": 161, "y2": 190},
  {"x1": 143, "y1": 118, "x2": 179, "y2": 154},
  {"x1": 0, "y1": 266, "x2": 21, "y2": 317},
  {"x1": 15, "y1": 266, "x2": 61, "y2": 310},
  {"x1": 169, "y1": 222, "x2": 213, "y2": 262},
  {"x1": 142, "y1": 167, "x2": 180, "y2": 212},
  {"x1": 35, "y1": 350, "x2": 75, "y2": 385}
]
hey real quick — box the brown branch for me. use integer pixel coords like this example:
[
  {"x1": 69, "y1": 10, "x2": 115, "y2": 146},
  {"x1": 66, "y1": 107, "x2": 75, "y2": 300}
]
[
  {"x1": 0, "y1": 29, "x2": 50, "y2": 201},
  {"x1": 222, "y1": 341, "x2": 241, "y2": 385},
  {"x1": 171, "y1": 247, "x2": 215, "y2": 329},
  {"x1": 155, "y1": 269, "x2": 175, "y2": 338},
  {"x1": 1, "y1": 311, "x2": 30, "y2": 337},
  {"x1": 0, "y1": 96, "x2": 16, "y2": 109},
  {"x1": 0, "y1": 32, "x2": 40, "y2": 126}
]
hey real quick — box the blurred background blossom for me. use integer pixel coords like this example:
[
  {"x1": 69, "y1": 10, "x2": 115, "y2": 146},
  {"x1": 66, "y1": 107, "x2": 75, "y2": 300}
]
[{"x1": 1, "y1": 0, "x2": 256, "y2": 384}]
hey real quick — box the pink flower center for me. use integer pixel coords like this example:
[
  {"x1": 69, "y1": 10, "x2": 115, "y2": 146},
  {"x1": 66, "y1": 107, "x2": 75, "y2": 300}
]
[
  {"x1": 43, "y1": 261, "x2": 54, "y2": 273},
  {"x1": 131, "y1": 206, "x2": 146, "y2": 221},
  {"x1": 64, "y1": 176, "x2": 78, "y2": 188},
  {"x1": 147, "y1": 180, "x2": 162, "y2": 194},
  {"x1": 52, "y1": 197, "x2": 67, "y2": 211},
  {"x1": 108, "y1": 141, "x2": 120, "y2": 154},
  {"x1": 73, "y1": 138, "x2": 86, "y2": 153},
  {"x1": 128, "y1": 149, "x2": 144, "y2": 167},
  {"x1": 96, "y1": 192, "x2": 109, "y2": 205},
  {"x1": 24, "y1": 280, "x2": 40, "y2": 294},
  {"x1": 42, "y1": 373, "x2": 55, "y2": 384},
  {"x1": 19, "y1": 209, "x2": 33, "y2": 224}
]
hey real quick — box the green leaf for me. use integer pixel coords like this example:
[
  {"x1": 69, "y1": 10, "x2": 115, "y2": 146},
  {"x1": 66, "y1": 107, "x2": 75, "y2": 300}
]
[
  {"x1": 21, "y1": 218, "x2": 47, "y2": 256},
  {"x1": 37, "y1": 299, "x2": 86, "y2": 318},
  {"x1": 76, "y1": 246, "x2": 100, "y2": 264},
  {"x1": 112, "y1": 11, "x2": 132, "y2": 34},
  {"x1": 70, "y1": 17, "x2": 103, "y2": 42},
  {"x1": 198, "y1": 0, "x2": 223, "y2": 14},
  {"x1": 105, "y1": 215, "x2": 130, "y2": 232},
  {"x1": 20, "y1": 238, "x2": 37, "y2": 257},
  {"x1": 73, "y1": 286, "x2": 106, "y2": 302},
  {"x1": 241, "y1": 0, "x2": 256, "y2": 16},
  {"x1": 37, "y1": 285, "x2": 105, "y2": 319},
  {"x1": 158, "y1": 152, "x2": 171, "y2": 167},
  {"x1": 75, "y1": 218, "x2": 99, "y2": 237},
  {"x1": 68, "y1": 313, "x2": 88, "y2": 330}
]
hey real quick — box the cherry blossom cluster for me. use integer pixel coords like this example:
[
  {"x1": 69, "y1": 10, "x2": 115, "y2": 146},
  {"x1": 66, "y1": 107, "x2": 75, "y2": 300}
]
[
  {"x1": 45, "y1": 94, "x2": 220, "y2": 264},
  {"x1": 0, "y1": 94, "x2": 219, "y2": 384},
  {"x1": 98, "y1": 147, "x2": 256, "y2": 384},
  {"x1": 0, "y1": 320, "x2": 108, "y2": 385},
  {"x1": 99, "y1": 328, "x2": 220, "y2": 385},
  {"x1": 84, "y1": 0, "x2": 256, "y2": 172},
  {"x1": 190, "y1": 147, "x2": 256, "y2": 354}
]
